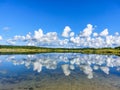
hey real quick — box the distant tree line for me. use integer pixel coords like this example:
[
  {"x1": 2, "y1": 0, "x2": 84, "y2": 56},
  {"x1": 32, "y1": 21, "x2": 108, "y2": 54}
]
[
  {"x1": 0, "y1": 45, "x2": 120, "y2": 50},
  {"x1": 114, "y1": 46, "x2": 120, "y2": 49}
]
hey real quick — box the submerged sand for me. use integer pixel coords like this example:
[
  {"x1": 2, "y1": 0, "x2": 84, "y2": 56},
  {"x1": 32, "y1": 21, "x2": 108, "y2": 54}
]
[{"x1": 0, "y1": 71, "x2": 120, "y2": 90}]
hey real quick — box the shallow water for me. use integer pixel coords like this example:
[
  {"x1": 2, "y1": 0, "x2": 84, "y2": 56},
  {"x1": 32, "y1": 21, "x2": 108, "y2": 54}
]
[{"x1": 0, "y1": 53, "x2": 120, "y2": 90}]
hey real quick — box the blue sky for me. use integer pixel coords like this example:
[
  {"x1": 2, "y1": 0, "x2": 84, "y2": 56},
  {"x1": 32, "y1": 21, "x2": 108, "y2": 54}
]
[{"x1": 0, "y1": 0, "x2": 120, "y2": 47}]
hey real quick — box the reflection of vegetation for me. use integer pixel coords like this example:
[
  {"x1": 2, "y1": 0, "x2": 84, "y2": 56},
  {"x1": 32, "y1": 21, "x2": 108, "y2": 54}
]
[{"x1": 0, "y1": 45, "x2": 120, "y2": 55}]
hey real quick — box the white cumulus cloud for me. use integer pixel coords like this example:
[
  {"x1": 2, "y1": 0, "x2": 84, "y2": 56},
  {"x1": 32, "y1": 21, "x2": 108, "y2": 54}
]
[
  {"x1": 34, "y1": 29, "x2": 43, "y2": 40},
  {"x1": 100, "y1": 28, "x2": 108, "y2": 36},
  {"x1": 7, "y1": 39, "x2": 16, "y2": 45},
  {"x1": 62, "y1": 26, "x2": 71, "y2": 37},
  {"x1": 80, "y1": 24, "x2": 94, "y2": 37},
  {"x1": 0, "y1": 36, "x2": 2, "y2": 40},
  {"x1": 5, "y1": 24, "x2": 120, "y2": 48},
  {"x1": 93, "y1": 32, "x2": 98, "y2": 37},
  {"x1": 70, "y1": 32, "x2": 75, "y2": 37}
]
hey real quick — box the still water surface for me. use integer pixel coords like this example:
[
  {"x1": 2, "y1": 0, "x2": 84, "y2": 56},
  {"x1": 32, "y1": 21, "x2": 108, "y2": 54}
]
[{"x1": 0, "y1": 53, "x2": 120, "y2": 90}]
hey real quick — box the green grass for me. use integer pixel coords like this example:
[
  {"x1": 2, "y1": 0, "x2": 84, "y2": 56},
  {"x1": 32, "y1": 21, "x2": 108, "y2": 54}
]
[{"x1": 0, "y1": 45, "x2": 120, "y2": 55}]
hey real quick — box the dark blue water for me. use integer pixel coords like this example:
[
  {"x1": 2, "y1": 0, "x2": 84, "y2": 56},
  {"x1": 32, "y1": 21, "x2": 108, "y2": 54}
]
[{"x1": 0, "y1": 53, "x2": 120, "y2": 90}]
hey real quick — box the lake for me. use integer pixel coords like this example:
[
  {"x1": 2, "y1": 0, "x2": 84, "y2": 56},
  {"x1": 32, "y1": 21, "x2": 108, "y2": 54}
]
[{"x1": 0, "y1": 53, "x2": 120, "y2": 90}]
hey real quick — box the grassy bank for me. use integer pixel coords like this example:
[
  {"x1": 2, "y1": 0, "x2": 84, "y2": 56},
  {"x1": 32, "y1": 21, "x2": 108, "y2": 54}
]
[{"x1": 0, "y1": 45, "x2": 120, "y2": 55}]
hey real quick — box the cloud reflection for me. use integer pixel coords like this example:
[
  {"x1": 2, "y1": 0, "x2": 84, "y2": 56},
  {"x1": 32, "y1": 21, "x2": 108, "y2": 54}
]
[
  {"x1": 61, "y1": 64, "x2": 71, "y2": 76},
  {"x1": 1, "y1": 53, "x2": 120, "y2": 79}
]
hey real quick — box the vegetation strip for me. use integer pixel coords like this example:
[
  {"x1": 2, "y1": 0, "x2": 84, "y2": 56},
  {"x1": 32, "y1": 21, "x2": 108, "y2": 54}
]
[{"x1": 0, "y1": 45, "x2": 120, "y2": 55}]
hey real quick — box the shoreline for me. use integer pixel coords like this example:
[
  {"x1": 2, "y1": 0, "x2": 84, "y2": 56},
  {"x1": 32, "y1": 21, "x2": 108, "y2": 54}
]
[{"x1": 0, "y1": 45, "x2": 120, "y2": 55}]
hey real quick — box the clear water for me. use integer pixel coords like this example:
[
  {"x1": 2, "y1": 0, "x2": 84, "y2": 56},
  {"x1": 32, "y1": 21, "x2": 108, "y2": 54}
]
[{"x1": 0, "y1": 53, "x2": 120, "y2": 90}]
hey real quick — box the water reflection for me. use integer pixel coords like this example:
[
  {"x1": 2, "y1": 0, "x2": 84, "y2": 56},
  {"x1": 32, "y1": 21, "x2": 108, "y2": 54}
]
[{"x1": 0, "y1": 53, "x2": 120, "y2": 79}]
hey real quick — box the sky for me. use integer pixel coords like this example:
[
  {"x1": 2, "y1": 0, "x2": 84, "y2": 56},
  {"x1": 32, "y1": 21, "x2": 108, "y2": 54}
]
[{"x1": 0, "y1": 0, "x2": 120, "y2": 47}]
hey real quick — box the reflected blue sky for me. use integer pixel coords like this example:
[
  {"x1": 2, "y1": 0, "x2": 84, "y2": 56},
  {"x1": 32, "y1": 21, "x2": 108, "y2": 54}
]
[{"x1": 0, "y1": 53, "x2": 120, "y2": 79}]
